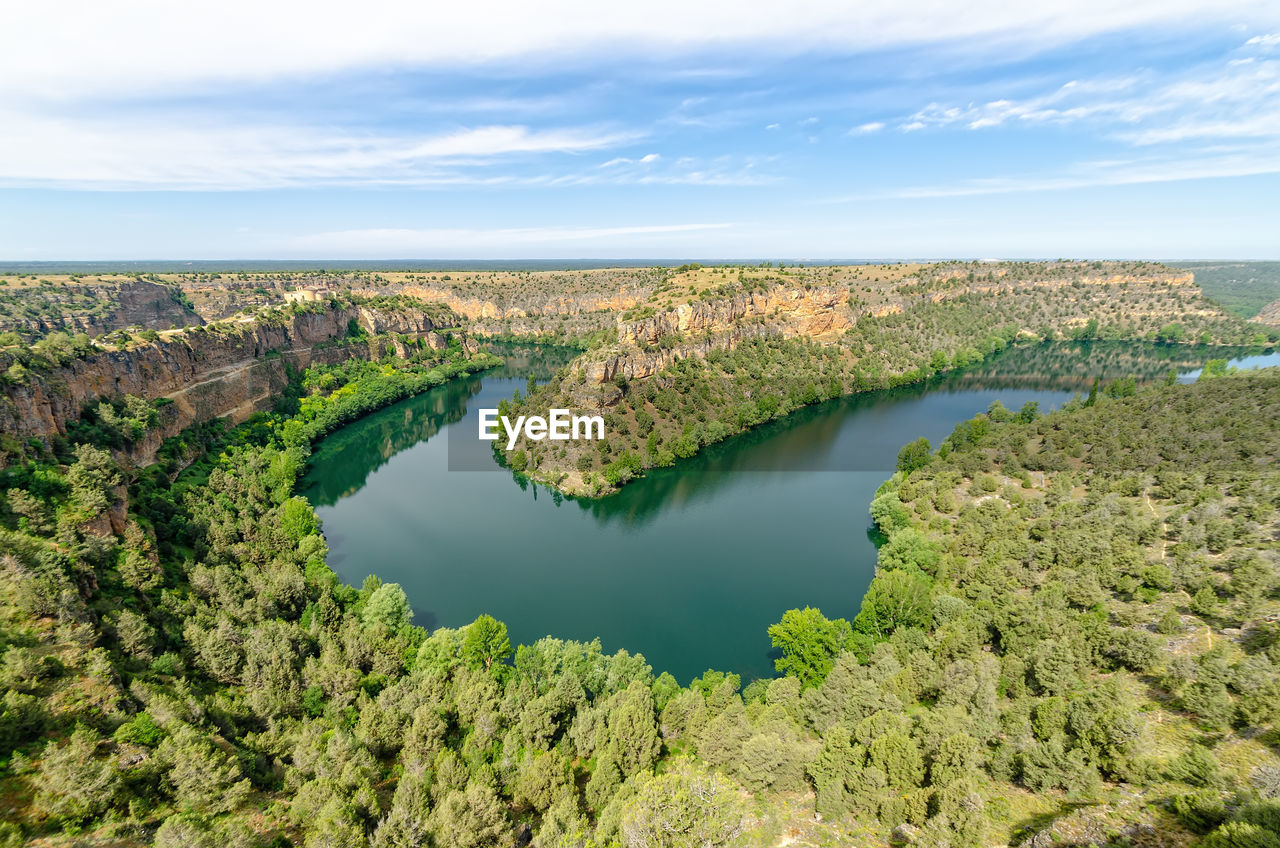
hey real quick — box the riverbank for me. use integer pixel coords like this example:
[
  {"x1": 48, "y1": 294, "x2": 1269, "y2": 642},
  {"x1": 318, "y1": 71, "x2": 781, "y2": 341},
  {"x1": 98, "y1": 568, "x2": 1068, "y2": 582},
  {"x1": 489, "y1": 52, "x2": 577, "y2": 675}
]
[{"x1": 302, "y1": 340, "x2": 1278, "y2": 681}]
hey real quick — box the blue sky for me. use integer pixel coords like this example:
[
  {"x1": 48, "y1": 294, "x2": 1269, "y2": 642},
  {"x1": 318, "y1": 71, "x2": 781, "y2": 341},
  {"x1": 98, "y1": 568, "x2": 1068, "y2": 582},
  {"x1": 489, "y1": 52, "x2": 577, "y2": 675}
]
[{"x1": 2, "y1": 1, "x2": 1279, "y2": 260}]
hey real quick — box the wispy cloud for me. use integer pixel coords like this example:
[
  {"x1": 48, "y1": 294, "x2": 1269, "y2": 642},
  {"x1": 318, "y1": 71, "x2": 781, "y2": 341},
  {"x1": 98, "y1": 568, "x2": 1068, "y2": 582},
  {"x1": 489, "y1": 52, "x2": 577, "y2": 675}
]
[
  {"x1": 3, "y1": 1, "x2": 1279, "y2": 259},
  {"x1": 8, "y1": 2, "x2": 1277, "y2": 101},
  {"x1": 285, "y1": 222, "x2": 734, "y2": 254},
  {"x1": 552, "y1": 154, "x2": 777, "y2": 187},
  {"x1": 832, "y1": 149, "x2": 1280, "y2": 200},
  {"x1": 600, "y1": 153, "x2": 662, "y2": 167},
  {"x1": 848, "y1": 122, "x2": 885, "y2": 135},
  {"x1": 891, "y1": 54, "x2": 1280, "y2": 143},
  {"x1": 0, "y1": 112, "x2": 638, "y2": 190}
]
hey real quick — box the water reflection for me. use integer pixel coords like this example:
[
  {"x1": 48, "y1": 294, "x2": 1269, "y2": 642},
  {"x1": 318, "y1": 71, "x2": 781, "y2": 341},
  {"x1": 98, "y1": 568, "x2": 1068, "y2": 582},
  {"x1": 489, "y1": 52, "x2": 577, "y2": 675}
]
[
  {"x1": 304, "y1": 344, "x2": 578, "y2": 505},
  {"x1": 300, "y1": 340, "x2": 1276, "y2": 682}
]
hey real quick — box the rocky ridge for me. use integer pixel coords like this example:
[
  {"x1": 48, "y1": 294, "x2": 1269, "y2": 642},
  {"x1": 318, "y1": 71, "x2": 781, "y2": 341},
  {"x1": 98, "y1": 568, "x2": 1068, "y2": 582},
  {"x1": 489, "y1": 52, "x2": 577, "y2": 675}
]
[
  {"x1": 0, "y1": 279, "x2": 203, "y2": 338},
  {"x1": 0, "y1": 302, "x2": 466, "y2": 464},
  {"x1": 574, "y1": 285, "x2": 851, "y2": 391},
  {"x1": 1256, "y1": 295, "x2": 1280, "y2": 326}
]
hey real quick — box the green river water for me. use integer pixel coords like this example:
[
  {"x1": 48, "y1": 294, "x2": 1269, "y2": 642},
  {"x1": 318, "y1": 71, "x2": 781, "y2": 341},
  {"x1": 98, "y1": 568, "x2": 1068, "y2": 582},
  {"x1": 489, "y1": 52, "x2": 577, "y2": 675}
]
[{"x1": 301, "y1": 342, "x2": 1279, "y2": 682}]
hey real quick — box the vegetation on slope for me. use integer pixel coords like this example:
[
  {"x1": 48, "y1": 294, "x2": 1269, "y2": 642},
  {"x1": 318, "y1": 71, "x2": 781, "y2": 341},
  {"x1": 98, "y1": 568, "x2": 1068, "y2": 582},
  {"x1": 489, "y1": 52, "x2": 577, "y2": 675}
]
[
  {"x1": 2, "y1": 315, "x2": 1278, "y2": 847},
  {"x1": 839, "y1": 367, "x2": 1280, "y2": 847},
  {"x1": 1175, "y1": 262, "x2": 1280, "y2": 320}
]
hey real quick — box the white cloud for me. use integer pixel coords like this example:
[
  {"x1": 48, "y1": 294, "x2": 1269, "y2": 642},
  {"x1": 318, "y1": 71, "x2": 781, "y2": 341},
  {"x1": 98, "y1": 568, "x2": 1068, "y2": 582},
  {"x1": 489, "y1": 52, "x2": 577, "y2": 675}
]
[
  {"x1": 847, "y1": 149, "x2": 1280, "y2": 199},
  {"x1": 562, "y1": 154, "x2": 776, "y2": 187},
  {"x1": 849, "y1": 122, "x2": 885, "y2": 134},
  {"x1": 598, "y1": 153, "x2": 660, "y2": 168},
  {"x1": 5, "y1": 1, "x2": 1278, "y2": 102},
  {"x1": 765, "y1": 123, "x2": 781, "y2": 130},
  {"x1": 0, "y1": 112, "x2": 636, "y2": 189},
  {"x1": 286, "y1": 223, "x2": 734, "y2": 254},
  {"x1": 892, "y1": 58, "x2": 1280, "y2": 146},
  {"x1": 1119, "y1": 112, "x2": 1280, "y2": 144},
  {"x1": 1246, "y1": 32, "x2": 1280, "y2": 47}
]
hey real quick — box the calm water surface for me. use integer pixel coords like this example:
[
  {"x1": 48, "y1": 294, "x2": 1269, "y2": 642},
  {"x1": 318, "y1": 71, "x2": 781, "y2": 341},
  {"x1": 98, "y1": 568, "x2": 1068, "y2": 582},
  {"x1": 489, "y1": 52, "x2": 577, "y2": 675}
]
[{"x1": 301, "y1": 342, "x2": 1276, "y2": 682}]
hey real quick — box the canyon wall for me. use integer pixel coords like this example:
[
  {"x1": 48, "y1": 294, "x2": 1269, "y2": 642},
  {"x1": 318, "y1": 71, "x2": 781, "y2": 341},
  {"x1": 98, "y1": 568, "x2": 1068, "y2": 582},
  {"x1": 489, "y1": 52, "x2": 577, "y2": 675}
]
[
  {"x1": 0, "y1": 303, "x2": 457, "y2": 463},
  {"x1": 1257, "y1": 296, "x2": 1280, "y2": 327},
  {"x1": 401, "y1": 286, "x2": 645, "y2": 320},
  {"x1": 567, "y1": 269, "x2": 1209, "y2": 392},
  {"x1": 578, "y1": 286, "x2": 851, "y2": 386},
  {"x1": 0, "y1": 280, "x2": 204, "y2": 338}
]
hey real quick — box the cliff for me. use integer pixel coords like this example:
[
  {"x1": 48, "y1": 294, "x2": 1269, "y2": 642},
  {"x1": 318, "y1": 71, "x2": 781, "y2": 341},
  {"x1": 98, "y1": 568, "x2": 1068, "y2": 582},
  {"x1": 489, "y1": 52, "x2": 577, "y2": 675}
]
[
  {"x1": 1257, "y1": 296, "x2": 1280, "y2": 326},
  {"x1": 0, "y1": 302, "x2": 462, "y2": 464},
  {"x1": 577, "y1": 285, "x2": 851, "y2": 388},
  {"x1": 402, "y1": 285, "x2": 644, "y2": 321},
  {"x1": 0, "y1": 279, "x2": 204, "y2": 338}
]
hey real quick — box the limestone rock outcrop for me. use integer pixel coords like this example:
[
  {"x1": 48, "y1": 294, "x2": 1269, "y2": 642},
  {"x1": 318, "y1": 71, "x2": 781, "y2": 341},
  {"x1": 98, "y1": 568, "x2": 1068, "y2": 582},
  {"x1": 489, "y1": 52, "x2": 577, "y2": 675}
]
[
  {"x1": 1256, "y1": 296, "x2": 1280, "y2": 326},
  {"x1": 0, "y1": 303, "x2": 456, "y2": 464},
  {"x1": 572, "y1": 285, "x2": 852, "y2": 391},
  {"x1": 2, "y1": 280, "x2": 204, "y2": 337}
]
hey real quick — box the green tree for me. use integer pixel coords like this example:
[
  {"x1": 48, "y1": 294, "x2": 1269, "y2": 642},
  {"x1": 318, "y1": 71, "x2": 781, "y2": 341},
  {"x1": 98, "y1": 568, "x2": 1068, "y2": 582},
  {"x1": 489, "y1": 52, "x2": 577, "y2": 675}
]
[
  {"x1": 371, "y1": 767, "x2": 432, "y2": 848},
  {"x1": 854, "y1": 569, "x2": 933, "y2": 638},
  {"x1": 157, "y1": 726, "x2": 251, "y2": 814},
  {"x1": 154, "y1": 813, "x2": 258, "y2": 848},
  {"x1": 931, "y1": 733, "x2": 982, "y2": 786},
  {"x1": 618, "y1": 758, "x2": 746, "y2": 848},
  {"x1": 868, "y1": 731, "x2": 924, "y2": 790},
  {"x1": 307, "y1": 798, "x2": 369, "y2": 848},
  {"x1": 281, "y1": 496, "x2": 320, "y2": 541},
  {"x1": 113, "y1": 609, "x2": 156, "y2": 658},
  {"x1": 430, "y1": 782, "x2": 510, "y2": 848},
  {"x1": 768, "y1": 607, "x2": 854, "y2": 689},
  {"x1": 877, "y1": 527, "x2": 940, "y2": 573},
  {"x1": 34, "y1": 724, "x2": 121, "y2": 823},
  {"x1": 462, "y1": 614, "x2": 511, "y2": 672},
  {"x1": 607, "y1": 680, "x2": 661, "y2": 777},
  {"x1": 66, "y1": 443, "x2": 121, "y2": 515},
  {"x1": 363, "y1": 582, "x2": 412, "y2": 630},
  {"x1": 897, "y1": 437, "x2": 932, "y2": 474},
  {"x1": 807, "y1": 724, "x2": 855, "y2": 817}
]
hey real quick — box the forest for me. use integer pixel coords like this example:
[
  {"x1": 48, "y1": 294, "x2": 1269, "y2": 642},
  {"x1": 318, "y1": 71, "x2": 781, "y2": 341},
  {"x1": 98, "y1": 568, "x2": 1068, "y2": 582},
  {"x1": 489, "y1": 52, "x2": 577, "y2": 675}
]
[{"x1": 1, "y1": 304, "x2": 1278, "y2": 846}]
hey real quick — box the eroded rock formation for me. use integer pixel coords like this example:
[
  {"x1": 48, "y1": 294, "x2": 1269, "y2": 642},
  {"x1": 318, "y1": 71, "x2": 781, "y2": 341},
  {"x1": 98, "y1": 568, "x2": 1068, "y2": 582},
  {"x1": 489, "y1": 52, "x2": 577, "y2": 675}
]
[{"x1": 0, "y1": 303, "x2": 460, "y2": 464}]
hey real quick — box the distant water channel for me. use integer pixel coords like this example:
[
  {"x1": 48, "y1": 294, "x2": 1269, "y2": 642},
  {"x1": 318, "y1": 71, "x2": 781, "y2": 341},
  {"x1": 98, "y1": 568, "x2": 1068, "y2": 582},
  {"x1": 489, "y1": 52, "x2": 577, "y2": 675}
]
[{"x1": 300, "y1": 342, "x2": 1277, "y2": 682}]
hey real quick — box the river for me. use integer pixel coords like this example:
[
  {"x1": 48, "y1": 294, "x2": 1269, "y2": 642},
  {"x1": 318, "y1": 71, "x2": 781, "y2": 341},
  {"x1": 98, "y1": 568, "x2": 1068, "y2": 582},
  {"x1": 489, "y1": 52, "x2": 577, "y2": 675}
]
[{"x1": 300, "y1": 341, "x2": 1278, "y2": 682}]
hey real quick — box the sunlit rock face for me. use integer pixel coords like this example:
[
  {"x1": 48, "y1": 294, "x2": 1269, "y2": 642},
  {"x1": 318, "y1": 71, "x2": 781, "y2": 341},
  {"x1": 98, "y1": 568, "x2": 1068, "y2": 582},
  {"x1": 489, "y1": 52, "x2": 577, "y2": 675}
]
[{"x1": 0, "y1": 302, "x2": 457, "y2": 464}]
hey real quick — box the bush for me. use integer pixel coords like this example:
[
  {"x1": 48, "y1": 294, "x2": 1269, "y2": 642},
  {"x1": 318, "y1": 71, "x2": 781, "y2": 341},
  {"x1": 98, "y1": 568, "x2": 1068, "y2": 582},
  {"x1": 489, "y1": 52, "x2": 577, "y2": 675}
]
[
  {"x1": 113, "y1": 712, "x2": 166, "y2": 747},
  {"x1": 1168, "y1": 746, "x2": 1223, "y2": 788},
  {"x1": 1172, "y1": 790, "x2": 1229, "y2": 833}
]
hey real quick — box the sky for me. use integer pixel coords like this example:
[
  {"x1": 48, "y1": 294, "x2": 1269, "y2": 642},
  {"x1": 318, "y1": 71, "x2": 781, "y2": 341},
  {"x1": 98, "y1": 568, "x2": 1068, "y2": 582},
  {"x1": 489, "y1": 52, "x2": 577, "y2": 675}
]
[{"x1": 2, "y1": 1, "x2": 1279, "y2": 261}]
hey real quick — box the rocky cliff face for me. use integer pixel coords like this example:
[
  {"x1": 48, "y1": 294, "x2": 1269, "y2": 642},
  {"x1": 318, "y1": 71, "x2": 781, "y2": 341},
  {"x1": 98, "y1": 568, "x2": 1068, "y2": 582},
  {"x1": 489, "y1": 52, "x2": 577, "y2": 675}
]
[
  {"x1": 402, "y1": 286, "x2": 644, "y2": 320},
  {"x1": 0, "y1": 280, "x2": 204, "y2": 337},
  {"x1": 575, "y1": 286, "x2": 851, "y2": 388},
  {"x1": 619, "y1": 286, "x2": 850, "y2": 347},
  {"x1": 561, "y1": 269, "x2": 1206, "y2": 395},
  {"x1": 114, "y1": 281, "x2": 204, "y2": 331},
  {"x1": 0, "y1": 303, "x2": 454, "y2": 463},
  {"x1": 1256, "y1": 296, "x2": 1280, "y2": 326}
]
